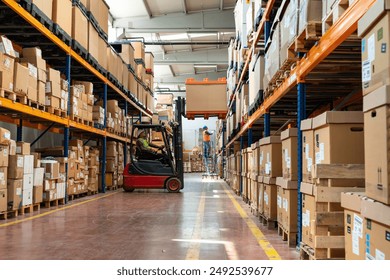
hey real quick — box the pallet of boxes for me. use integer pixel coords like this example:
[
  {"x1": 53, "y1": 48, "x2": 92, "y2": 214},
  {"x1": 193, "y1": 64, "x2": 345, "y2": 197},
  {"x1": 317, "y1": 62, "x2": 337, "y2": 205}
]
[
  {"x1": 340, "y1": 2, "x2": 390, "y2": 260},
  {"x1": 100, "y1": 141, "x2": 123, "y2": 191},
  {"x1": 241, "y1": 147, "x2": 252, "y2": 203},
  {"x1": 0, "y1": 131, "x2": 41, "y2": 219},
  {"x1": 249, "y1": 140, "x2": 260, "y2": 216},
  {"x1": 276, "y1": 128, "x2": 299, "y2": 246},
  {"x1": 190, "y1": 147, "x2": 204, "y2": 173},
  {"x1": 155, "y1": 93, "x2": 174, "y2": 127},
  {"x1": 299, "y1": 111, "x2": 365, "y2": 260},
  {"x1": 70, "y1": 81, "x2": 94, "y2": 125},
  {"x1": 258, "y1": 136, "x2": 282, "y2": 229},
  {"x1": 183, "y1": 150, "x2": 191, "y2": 173}
]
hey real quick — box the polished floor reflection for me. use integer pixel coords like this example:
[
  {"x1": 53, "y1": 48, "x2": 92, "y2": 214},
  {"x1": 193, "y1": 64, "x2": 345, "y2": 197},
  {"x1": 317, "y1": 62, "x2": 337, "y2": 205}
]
[{"x1": 0, "y1": 174, "x2": 299, "y2": 260}]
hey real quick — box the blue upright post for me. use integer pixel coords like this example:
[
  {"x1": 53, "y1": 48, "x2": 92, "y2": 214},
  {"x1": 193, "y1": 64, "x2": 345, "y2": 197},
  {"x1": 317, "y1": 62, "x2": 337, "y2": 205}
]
[
  {"x1": 297, "y1": 82, "x2": 306, "y2": 246},
  {"x1": 264, "y1": 21, "x2": 271, "y2": 45},
  {"x1": 240, "y1": 136, "x2": 244, "y2": 194},
  {"x1": 64, "y1": 54, "x2": 71, "y2": 203},
  {"x1": 124, "y1": 102, "x2": 128, "y2": 166},
  {"x1": 264, "y1": 113, "x2": 270, "y2": 137},
  {"x1": 248, "y1": 128, "x2": 253, "y2": 146},
  {"x1": 17, "y1": 120, "x2": 22, "y2": 142},
  {"x1": 101, "y1": 83, "x2": 108, "y2": 193}
]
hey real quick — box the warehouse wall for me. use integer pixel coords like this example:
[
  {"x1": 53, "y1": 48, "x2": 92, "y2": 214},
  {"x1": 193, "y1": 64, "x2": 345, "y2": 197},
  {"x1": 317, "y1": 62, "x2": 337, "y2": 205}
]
[
  {"x1": 182, "y1": 116, "x2": 217, "y2": 151},
  {"x1": 0, "y1": 121, "x2": 64, "y2": 149}
]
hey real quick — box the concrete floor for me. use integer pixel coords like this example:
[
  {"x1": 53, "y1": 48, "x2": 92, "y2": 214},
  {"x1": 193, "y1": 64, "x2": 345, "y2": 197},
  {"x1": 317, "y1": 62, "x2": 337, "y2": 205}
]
[{"x1": 0, "y1": 174, "x2": 299, "y2": 260}]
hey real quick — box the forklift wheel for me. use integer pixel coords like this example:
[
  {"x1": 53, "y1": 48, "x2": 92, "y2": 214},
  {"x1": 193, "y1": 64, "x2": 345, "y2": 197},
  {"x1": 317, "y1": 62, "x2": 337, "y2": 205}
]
[
  {"x1": 123, "y1": 187, "x2": 135, "y2": 192},
  {"x1": 165, "y1": 177, "x2": 182, "y2": 193}
]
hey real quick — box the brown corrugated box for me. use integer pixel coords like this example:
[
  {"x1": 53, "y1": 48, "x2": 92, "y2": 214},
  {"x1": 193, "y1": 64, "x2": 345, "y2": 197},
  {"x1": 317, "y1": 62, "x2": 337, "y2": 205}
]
[
  {"x1": 72, "y1": 6, "x2": 88, "y2": 50},
  {"x1": 7, "y1": 179, "x2": 22, "y2": 210},
  {"x1": 281, "y1": 128, "x2": 298, "y2": 180},
  {"x1": 0, "y1": 189, "x2": 7, "y2": 212},
  {"x1": 0, "y1": 145, "x2": 9, "y2": 167},
  {"x1": 132, "y1": 41, "x2": 145, "y2": 61},
  {"x1": 364, "y1": 85, "x2": 390, "y2": 204},
  {"x1": 88, "y1": 22, "x2": 99, "y2": 59},
  {"x1": 13, "y1": 62, "x2": 29, "y2": 95},
  {"x1": 0, "y1": 167, "x2": 6, "y2": 189},
  {"x1": 52, "y1": 0, "x2": 72, "y2": 35},
  {"x1": 0, "y1": 52, "x2": 14, "y2": 92}
]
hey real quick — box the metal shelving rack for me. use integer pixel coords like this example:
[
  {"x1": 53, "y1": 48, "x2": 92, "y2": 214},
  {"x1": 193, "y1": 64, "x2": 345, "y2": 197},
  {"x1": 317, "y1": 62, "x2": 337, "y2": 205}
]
[
  {"x1": 224, "y1": 0, "x2": 376, "y2": 245},
  {"x1": 0, "y1": 0, "x2": 153, "y2": 196}
]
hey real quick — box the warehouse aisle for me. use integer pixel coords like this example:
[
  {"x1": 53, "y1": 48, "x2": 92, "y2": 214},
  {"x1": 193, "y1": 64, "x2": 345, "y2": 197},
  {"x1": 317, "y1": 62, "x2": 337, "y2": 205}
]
[{"x1": 0, "y1": 174, "x2": 298, "y2": 260}]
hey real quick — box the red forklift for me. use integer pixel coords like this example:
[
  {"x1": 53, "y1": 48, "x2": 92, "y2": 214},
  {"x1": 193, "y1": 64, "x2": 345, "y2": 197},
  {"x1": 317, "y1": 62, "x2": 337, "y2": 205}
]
[{"x1": 123, "y1": 97, "x2": 184, "y2": 192}]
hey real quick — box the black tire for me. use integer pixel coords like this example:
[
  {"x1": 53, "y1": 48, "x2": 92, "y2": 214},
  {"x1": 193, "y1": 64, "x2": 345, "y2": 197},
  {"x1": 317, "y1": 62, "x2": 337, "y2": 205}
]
[
  {"x1": 165, "y1": 177, "x2": 182, "y2": 193},
  {"x1": 123, "y1": 187, "x2": 135, "y2": 192}
]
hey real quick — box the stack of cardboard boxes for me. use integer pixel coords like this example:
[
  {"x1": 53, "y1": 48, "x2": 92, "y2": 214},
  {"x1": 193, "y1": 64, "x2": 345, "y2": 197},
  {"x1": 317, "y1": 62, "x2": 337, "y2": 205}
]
[
  {"x1": 20, "y1": 47, "x2": 46, "y2": 106},
  {"x1": 41, "y1": 159, "x2": 65, "y2": 202},
  {"x1": 300, "y1": 111, "x2": 365, "y2": 259},
  {"x1": 101, "y1": 100, "x2": 128, "y2": 135},
  {"x1": 0, "y1": 128, "x2": 10, "y2": 213},
  {"x1": 341, "y1": 2, "x2": 390, "y2": 260},
  {"x1": 88, "y1": 147, "x2": 100, "y2": 193},
  {"x1": 155, "y1": 94, "x2": 174, "y2": 124},
  {"x1": 258, "y1": 136, "x2": 282, "y2": 224},
  {"x1": 93, "y1": 105, "x2": 105, "y2": 127},
  {"x1": 117, "y1": 142, "x2": 124, "y2": 187},
  {"x1": 241, "y1": 147, "x2": 252, "y2": 203},
  {"x1": 67, "y1": 140, "x2": 87, "y2": 196},
  {"x1": 70, "y1": 81, "x2": 94, "y2": 122},
  {"x1": 0, "y1": 36, "x2": 16, "y2": 94},
  {"x1": 276, "y1": 128, "x2": 298, "y2": 246},
  {"x1": 102, "y1": 141, "x2": 118, "y2": 189}
]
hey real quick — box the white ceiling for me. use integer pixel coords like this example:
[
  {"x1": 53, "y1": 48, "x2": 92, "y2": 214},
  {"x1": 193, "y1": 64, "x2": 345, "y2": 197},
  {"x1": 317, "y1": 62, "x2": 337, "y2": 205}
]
[{"x1": 106, "y1": 0, "x2": 235, "y2": 96}]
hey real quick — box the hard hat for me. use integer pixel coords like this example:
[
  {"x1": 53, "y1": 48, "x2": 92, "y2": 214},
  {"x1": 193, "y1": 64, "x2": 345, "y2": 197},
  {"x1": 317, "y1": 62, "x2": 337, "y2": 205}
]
[
  {"x1": 137, "y1": 129, "x2": 146, "y2": 137},
  {"x1": 203, "y1": 126, "x2": 208, "y2": 129}
]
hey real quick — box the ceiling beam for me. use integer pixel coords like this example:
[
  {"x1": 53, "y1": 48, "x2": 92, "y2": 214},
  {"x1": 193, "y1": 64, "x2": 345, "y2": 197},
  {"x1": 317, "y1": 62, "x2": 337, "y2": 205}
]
[
  {"x1": 142, "y1": 0, "x2": 152, "y2": 19},
  {"x1": 182, "y1": 0, "x2": 188, "y2": 14},
  {"x1": 154, "y1": 71, "x2": 226, "y2": 85},
  {"x1": 153, "y1": 48, "x2": 228, "y2": 65},
  {"x1": 114, "y1": 10, "x2": 235, "y2": 33},
  {"x1": 168, "y1": 65, "x2": 176, "y2": 77}
]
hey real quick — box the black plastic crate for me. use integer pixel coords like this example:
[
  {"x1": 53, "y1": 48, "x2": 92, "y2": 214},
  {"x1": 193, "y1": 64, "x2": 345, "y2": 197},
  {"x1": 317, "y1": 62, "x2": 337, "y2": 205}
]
[
  {"x1": 53, "y1": 24, "x2": 71, "y2": 46},
  {"x1": 30, "y1": 4, "x2": 53, "y2": 32}
]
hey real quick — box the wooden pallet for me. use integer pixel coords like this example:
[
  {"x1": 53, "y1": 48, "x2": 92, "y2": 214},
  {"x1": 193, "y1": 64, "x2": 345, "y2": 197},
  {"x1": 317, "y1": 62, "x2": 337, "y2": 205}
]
[
  {"x1": 258, "y1": 213, "x2": 277, "y2": 230},
  {"x1": 41, "y1": 198, "x2": 66, "y2": 208},
  {"x1": 46, "y1": 106, "x2": 67, "y2": 117},
  {"x1": 299, "y1": 242, "x2": 344, "y2": 260},
  {"x1": 0, "y1": 204, "x2": 40, "y2": 220},
  {"x1": 28, "y1": 99, "x2": 45, "y2": 110},
  {"x1": 4, "y1": 90, "x2": 28, "y2": 104},
  {"x1": 106, "y1": 185, "x2": 118, "y2": 191},
  {"x1": 70, "y1": 114, "x2": 82, "y2": 123},
  {"x1": 322, "y1": 0, "x2": 351, "y2": 36},
  {"x1": 250, "y1": 205, "x2": 259, "y2": 217},
  {"x1": 87, "y1": 190, "x2": 98, "y2": 196},
  {"x1": 278, "y1": 223, "x2": 297, "y2": 247},
  {"x1": 82, "y1": 119, "x2": 94, "y2": 127},
  {"x1": 68, "y1": 192, "x2": 88, "y2": 201},
  {"x1": 290, "y1": 22, "x2": 322, "y2": 53}
]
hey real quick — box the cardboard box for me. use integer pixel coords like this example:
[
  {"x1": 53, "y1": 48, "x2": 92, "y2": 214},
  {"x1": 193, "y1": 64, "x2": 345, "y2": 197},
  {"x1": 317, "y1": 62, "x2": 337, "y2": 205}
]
[
  {"x1": 0, "y1": 145, "x2": 9, "y2": 167},
  {"x1": 97, "y1": 0, "x2": 109, "y2": 35},
  {"x1": 8, "y1": 140, "x2": 16, "y2": 156},
  {"x1": 358, "y1": 0, "x2": 390, "y2": 94},
  {"x1": 43, "y1": 190, "x2": 56, "y2": 202},
  {"x1": 21, "y1": 62, "x2": 38, "y2": 102},
  {"x1": 33, "y1": 185, "x2": 43, "y2": 204},
  {"x1": 263, "y1": 183, "x2": 277, "y2": 220},
  {"x1": 52, "y1": 0, "x2": 72, "y2": 35},
  {"x1": 87, "y1": 0, "x2": 99, "y2": 18},
  {"x1": 8, "y1": 155, "x2": 24, "y2": 179},
  {"x1": 118, "y1": 43, "x2": 135, "y2": 65},
  {"x1": 301, "y1": 193, "x2": 316, "y2": 248},
  {"x1": 131, "y1": 41, "x2": 145, "y2": 61},
  {"x1": 56, "y1": 182, "x2": 66, "y2": 199},
  {"x1": 37, "y1": 81, "x2": 45, "y2": 104},
  {"x1": 45, "y1": 95, "x2": 60, "y2": 108},
  {"x1": 13, "y1": 62, "x2": 29, "y2": 95},
  {"x1": 46, "y1": 81, "x2": 61, "y2": 99},
  {"x1": 7, "y1": 179, "x2": 22, "y2": 210},
  {"x1": 301, "y1": 118, "x2": 314, "y2": 182},
  {"x1": 312, "y1": 111, "x2": 364, "y2": 165},
  {"x1": 22, "y1": 187, "x2": 32, "y2": 205},
  {"x1": 0, "y1": 52, "x2": 14, "y2": 91},
  {"x1": 88, "y1": 22, "x2": 99, "y2": 60},
  {"x1": 364, "y1": 218, "x2": 390, "y2": 260},
  {"x1": 0, "y1": 128, "x2": 11, "y2": 146},
  {"x1": 0, "y1": 167, "x2": 6, "y2": 190},
  {"x1": 1, "y1": 36, "x2": 16, "y2": 57},
  {"x1": 341, "y1": 192, "x2": 366, "y2": 260},
  {"x1": 23, "y1": 155, "x2": 34, "y2": 174},
  {"x1": 22, "y1": 47, "x2": 42, "y2": 58},
  {"x1": 156, "y1": 94, "x2": 173, "y2": 105},
  {"x1": 0, "y1": 189, "x2": 6, "y2": 212},
  {"x1": 364, "y1": 85, "x2": 390, "y2": 204},
  {"x1": 16, "y1": 141, "x2": 30, "y2": 155},
  {"x1": 145, "y1": 52, "x2": 154, "y2": 71},
  {"x1": 74, "y1": 81, "x2": 93, "y2": 95},
  {"x1": 259, "y1": 136, "x2": 282, "y2": 177},
  {"x1": 31, "y1": 0, "x2": 52, "y2": 19},
  {"x1": 41, "y1": 160, "x2": 60, "y2": 179},
  {"x1": 98, "y1": 36, "x2": 108, "y2": 70},
  {"x1": 281, "y1": 128, "x2": 298, "y2": 181},
  {"x1": 43, "y1": 179, "x2": 56, "y2": 191},
  {"x1": 72, "y1": 6, "x2": 88, "y2": 49},
  {"x1": 33, "y1": 167, "x2": 44, "y2": 187},
  {"x1": 23, "y1": 174, "x2": 33, "y2": 191}
]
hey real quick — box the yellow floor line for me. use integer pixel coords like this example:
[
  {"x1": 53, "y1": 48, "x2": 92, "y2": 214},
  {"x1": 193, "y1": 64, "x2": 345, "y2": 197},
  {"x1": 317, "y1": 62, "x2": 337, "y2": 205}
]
[
  {"x1": 185, "y1": 190, "x2": 206, "y2": 260},
  {"x1": 222, "y1": 185, "x2": 282, "y2": 260},
  {"x1": 0, "y1": 191, "x2": 119, "y2": 228}
]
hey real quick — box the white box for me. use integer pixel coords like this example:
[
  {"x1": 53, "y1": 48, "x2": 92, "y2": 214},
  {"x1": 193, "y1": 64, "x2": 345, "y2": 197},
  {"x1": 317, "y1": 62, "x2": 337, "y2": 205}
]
[
  {"x1": 33, "y1": 167, "x2": 44, "y2": 187},
  {"x1": 56, "y1": 182, "x2": 66, "y2": 199},
  {"x1": 22, "y1": 187, "x2": 33, "y2": 206},
  {"x1": 23, "y1": 155, "x2": 34, "y2": 174},
  {"x1": 23, "y1": 174, "x2": 33, "y2": 190}
]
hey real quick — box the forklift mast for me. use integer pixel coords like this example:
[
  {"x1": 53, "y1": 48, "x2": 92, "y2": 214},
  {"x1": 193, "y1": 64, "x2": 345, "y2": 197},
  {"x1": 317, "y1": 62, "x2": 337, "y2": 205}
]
[{"x1": 173, "y1": 97, "x2": 185, "y2": 188}]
